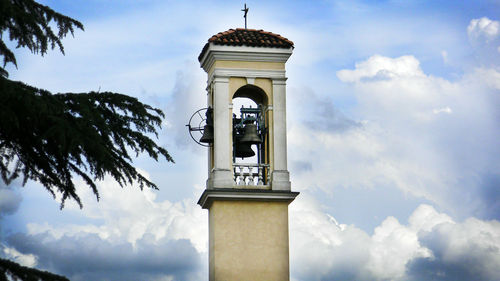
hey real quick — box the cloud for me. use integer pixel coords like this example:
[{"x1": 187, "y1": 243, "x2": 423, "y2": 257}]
[
  {"x1": 478, "y1": 174, "x2": 500, "y2": 219},
  {"x1": 466, "y1": 17, "x2": 500, "y2": 66},
  {"x1": 8, "y1": 188, "x2": 499, "y2": 281},
  {"x1": 441, "y1": 50, "x2": 448, "y2": 64},
  {"x1": 7, "y1": 232, "x2": 201, "y2": 281},
  {"x1": 317, "y1": 54, "x2": 500, "y2": 220},
  {"x1": 366, "y1": 215, "x2": 432, "y2": 280},
  {"x1": 467, "y1": 17, "x2": 500, "y2": 42},
  {"x1": 336, "y1": 55, "x2": 425, "y2": 83},
  {"x1": 2, "y1": 175, "x2": 207, "y2": 280},
  {"x1": 164, "y1": 64, "x2": 207, "y2": 149},
  {"x1": 0, "y1": 183, "x2": 22, "y2": 217},
  {"x1": 290, "y1": 160, "x2": 312, "y2": 175},
  {"x1": 301, "y1": 90, "x2": 360, "y2": 133},
  {"x1": 1, "y1": 246, "x2": 37, "y2": 268},
  {"x1": 290, "y1": 197, "x2": 500, "y2": 281},
  {"x1": 432, "y1": 107, "x2": 452, "y2": 114},
  {"x1": 406, "y1": 216, "x2": 500, "y2": 280},
  {"x1": 290, "y1": 194, "x2": 372, "y2": 281}
]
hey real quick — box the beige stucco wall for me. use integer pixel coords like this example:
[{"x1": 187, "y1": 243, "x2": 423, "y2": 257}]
[{"x1": 209, "y1": 200, "x2": 290, "y2": 281}]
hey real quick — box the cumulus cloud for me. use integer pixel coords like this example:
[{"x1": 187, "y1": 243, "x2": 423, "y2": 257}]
[
  {"x1": 3, "y1": 175, "x2": 207, "y2": 280},
  {"x1": 367, "y1": 216, "x2": 432, "y2": 279},
  {"x1": 308, "y1": 55, "x2": 500, "y2": 219},
  {"x1": 406, "y1": 217, "x2": 500, "y2": 280},
  {"x1": 336, "y1": 55, "x2": 425, "y2": 83},
  {"x1": 287, "y1": 54, "x2": 500, "y2": 280},
  {"x1": 466, "y1": 17, "x2": 500, "y2": 66},
  {"x1": 290, "y1": 194, "x2": 371, "y2": 280},
  {"x1": 7, "y1": 232, "x2": 201, "y2": 281},
  {"x1": 290, "y1": 197, "x2": 500, "y2": 281},
  {"x1": 467, "y1": 17, "x2": 500, "y2": 42},
  {"x1": 8, "y1": 187, "x2": 499, "y2": 281},
  {"x1": 1, "y1": 246, "x2": 37, "y2": 268}
]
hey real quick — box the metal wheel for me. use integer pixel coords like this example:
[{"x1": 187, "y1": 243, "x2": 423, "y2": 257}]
[{"x1": 186, "y1": 107, "x2": 212, "y2": 147}]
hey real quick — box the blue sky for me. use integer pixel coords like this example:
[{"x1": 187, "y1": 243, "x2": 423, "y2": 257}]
[{"x1": 1, "y1": 0, "x2": 500, "y2": 280}]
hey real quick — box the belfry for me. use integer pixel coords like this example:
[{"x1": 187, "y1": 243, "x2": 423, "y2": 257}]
[{"x1": 192, "y1": 28, "x2": 298, "y2": 281}]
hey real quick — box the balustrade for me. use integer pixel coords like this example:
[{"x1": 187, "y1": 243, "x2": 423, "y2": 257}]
[{"x1": 233, "y1": 163, "x2": 270, "y2": 187}]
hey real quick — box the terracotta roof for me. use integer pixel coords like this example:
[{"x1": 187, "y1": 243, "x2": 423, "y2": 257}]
[{"x1": 198, "y1": 28, "x2": 294, "y2": 62}]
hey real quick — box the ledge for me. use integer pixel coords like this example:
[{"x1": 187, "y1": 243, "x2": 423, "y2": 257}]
[
  {"x1": 197, "y1": 188, "x2": 299, "y2": 209},
  {"x1": 200, "y1": 43, "x2": 293, "y2": 73}
]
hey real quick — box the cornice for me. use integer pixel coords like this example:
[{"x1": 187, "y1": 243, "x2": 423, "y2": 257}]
[
  {"x1": 200, "y1": 43, "x2": 293, "y2": 73},
  {"x1": 198, "y1": 188, "x2": 299, "y2": 209}
]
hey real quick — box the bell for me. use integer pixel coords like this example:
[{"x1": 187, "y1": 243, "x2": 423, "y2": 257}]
[
  {"x1": 240, "y1": 124, "x2": 261, "y2": 144},
  {"x1": 234, "y1": 142, "x2": 255, "y2": 158},
  {"x1": 199, "y1": 125, "x2": 214, "y2": 143}
]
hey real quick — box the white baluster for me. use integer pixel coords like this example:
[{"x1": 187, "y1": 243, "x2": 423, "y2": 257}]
[
  {"x1": 257, "y1": 166, "x2": 264, "y2": 185},
  {"x1": 247, "y1": 166, "x2": 254, "y2": 185},
  {"x1": 238, "y1": 166, "x2": 245, "y2": 185}
]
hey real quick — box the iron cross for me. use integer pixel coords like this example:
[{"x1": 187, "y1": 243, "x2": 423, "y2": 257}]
[{"x1": 241, "y1": 4, "x2": 249, "y2": 29}]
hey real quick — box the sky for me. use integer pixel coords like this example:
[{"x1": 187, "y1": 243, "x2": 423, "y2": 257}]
[{"x1": 1, "y1": 0, "x2": 500, "y2": 280}]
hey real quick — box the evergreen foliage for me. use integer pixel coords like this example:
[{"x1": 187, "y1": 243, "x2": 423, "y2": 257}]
[
  {"x1": 0, "y1": 0, "x2": 174, "y2": 207},
  {"x1": 0, "y1": 0, "x2": 83, "y2": 77},
  {"x1": 0, "y1": 258, "x2": 69, "y2": 281}
]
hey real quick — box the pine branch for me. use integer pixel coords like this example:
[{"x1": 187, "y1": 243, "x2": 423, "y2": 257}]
[
  {"x1": 0, "y1": 0, "x2": 84, "y2": 76},
  {"x1": 0, "y1": 76, "x2": 173, "y2": 208},
  {"x1": 0, "y1": 258, "x2": 70, "y2": 281}
]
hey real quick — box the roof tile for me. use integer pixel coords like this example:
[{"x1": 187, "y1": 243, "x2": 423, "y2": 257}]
[{"x1": 198, "y1": 28, "x2": 294, "y2": 62}]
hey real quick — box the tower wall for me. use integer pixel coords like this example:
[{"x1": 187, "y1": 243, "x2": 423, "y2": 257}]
[{"x1": 209, "y1": 200, "x2": 290, "y2": 281}]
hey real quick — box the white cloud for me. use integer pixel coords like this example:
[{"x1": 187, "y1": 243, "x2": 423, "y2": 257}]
[
  {"x1": 317, "y1": 55, "x2": 500, "y2": 218},
  {"x1": 336, "y1": 55, "x2": 425, "y2": 83},
  {"x1": 367, "y1": 216, "x2": 432, "y2": 279},
  {"x1": 36, "y1": 175, "x2": 207, "y2": 253},
  {"x1": 5, "y1": 175, "x2": 207, "y2": 280},
  {"x1": 468, "y1": 17, "x2": 500, "y2": 41},
  {"x1": 432, "y1": 106, "x2": 452, "y2": 114},
  {"x1": 408, "y1": 204, "x2": 454, "y2": 233},
  {"x1": 2, "y1": 246, "x2": 37, "y2": 267},
  {"x1": 11, "y1": 191, "x2": 499, "y2": 281},
  {"x1": 290, "y1": 194, "x2": 372, "y2": 280},
  {"x1": 467, "y1": 67, "x2": 500, "y2": 90},
  {"x1": 290, "y1": 197, "x2": 500, "y2": 280},
  {"x1": 441, "y1": 50, "x2": 448, "y2": 64}
]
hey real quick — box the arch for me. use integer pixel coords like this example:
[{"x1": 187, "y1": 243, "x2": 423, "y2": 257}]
[
  {"x1": 231, "y1": 84, "x2": 270, "y2": 185},
  {"x1": 233, "y1": 84, "x2": 268, "y2": 106}
]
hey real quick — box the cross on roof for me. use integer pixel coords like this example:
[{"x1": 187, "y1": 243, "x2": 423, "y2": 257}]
[{"x1": 241, "y1": 4, "x2": 249, "y2": 29}]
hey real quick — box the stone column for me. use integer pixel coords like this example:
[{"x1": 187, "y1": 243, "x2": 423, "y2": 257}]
[
  {"x1": 209, "y1": 76, "x2": 234, "y2": 188},
  {"x1": 271, "y1": 78, "x2": 291, "y2": 191}
]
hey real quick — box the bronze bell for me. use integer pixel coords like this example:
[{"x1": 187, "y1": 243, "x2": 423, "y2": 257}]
[
  {"x1": 199, "y1": 125, "x2": 214, "y2": 143},
  {"x1": 234, "y1": 141, "x2": 255, "y2": 158},
  {"x1": 240, "y1": 124, "x2": 261, "y2": 144}
]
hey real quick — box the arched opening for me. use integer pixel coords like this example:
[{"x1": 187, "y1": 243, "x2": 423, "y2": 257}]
[{"x1": 232, "y1": 85, "x2": 269, "y2": 186}]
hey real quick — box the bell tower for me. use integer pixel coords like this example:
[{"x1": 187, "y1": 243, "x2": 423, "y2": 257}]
[{"x1": 195, "y1": 28, "x2": 299, "y2": 281}]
